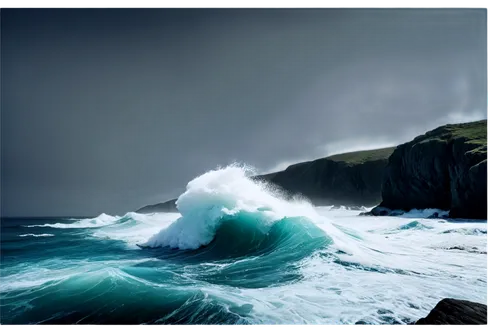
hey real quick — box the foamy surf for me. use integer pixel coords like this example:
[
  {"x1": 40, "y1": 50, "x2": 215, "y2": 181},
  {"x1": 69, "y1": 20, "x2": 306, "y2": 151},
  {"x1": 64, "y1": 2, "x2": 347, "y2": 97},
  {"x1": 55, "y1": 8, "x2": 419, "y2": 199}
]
[
  {"x1": 19, "y1": 233, "x2": 55, "y2": 238},
  {"x1": 400, "y1": 208, "x2": 450, "y2": 218},
  {"x1": 141, "y1": 165, "x2": 321, "y2": 250},
  {"x1": 1, "y1": 165, "x2": 487, "y2": 324},
  {"x1": 27, "y1": 213, "x2": 119, "y2": 229},
  {"x1": 91, "y1": 212, "x2": 180, "y2": 248}
]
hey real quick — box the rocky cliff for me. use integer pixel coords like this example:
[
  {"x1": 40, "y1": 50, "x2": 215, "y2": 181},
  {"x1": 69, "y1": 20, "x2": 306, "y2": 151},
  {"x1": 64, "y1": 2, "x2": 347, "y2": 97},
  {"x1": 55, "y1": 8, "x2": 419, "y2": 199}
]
[
  {"x1": 136, "y1": 147, "x2": 395, "y2": 213},
  {"x1": 373, "y1": 120, "x2": 487, "y2": 219},
  {"x1": 256, "y1": 147, "x2": 395, "y2": 207},
  {"x1": 136, "y1": 199, "x2": 178, "y2": 214}
]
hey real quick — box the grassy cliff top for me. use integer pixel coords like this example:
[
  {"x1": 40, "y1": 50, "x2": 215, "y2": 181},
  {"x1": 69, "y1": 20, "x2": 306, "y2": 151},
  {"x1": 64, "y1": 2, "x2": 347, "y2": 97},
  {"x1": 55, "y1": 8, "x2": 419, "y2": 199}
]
[
  {"x1": 257, "y1": 146, "x2": 396, "y2": 180},
  {"x1": 419, "y1": 119, "x2": 487, "y2": 145}
]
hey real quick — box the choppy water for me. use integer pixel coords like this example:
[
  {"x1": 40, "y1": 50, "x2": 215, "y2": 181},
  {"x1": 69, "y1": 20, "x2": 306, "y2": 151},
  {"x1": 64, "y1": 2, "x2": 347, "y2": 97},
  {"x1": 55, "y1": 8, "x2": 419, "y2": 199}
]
[{"x1": 0, "y1": 166, "x2": 487, "y2": 324}]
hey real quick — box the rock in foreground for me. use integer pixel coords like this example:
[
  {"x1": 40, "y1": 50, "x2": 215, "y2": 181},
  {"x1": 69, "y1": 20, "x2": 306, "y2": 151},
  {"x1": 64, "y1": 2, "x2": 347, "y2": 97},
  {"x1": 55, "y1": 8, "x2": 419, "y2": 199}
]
[{"x1": 415, "y1": 298, "x2": 487, "y2": 325}]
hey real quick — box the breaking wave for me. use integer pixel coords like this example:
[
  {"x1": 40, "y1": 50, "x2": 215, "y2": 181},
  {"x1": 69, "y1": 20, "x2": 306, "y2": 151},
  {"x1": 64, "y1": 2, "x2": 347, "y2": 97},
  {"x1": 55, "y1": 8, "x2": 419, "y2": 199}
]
[
  {"x1": 142, "y1": 165, "x2": 327, "y2": 251},
  {"x1": 398, "y1": 221, "x2": 433, "y2": 231}
]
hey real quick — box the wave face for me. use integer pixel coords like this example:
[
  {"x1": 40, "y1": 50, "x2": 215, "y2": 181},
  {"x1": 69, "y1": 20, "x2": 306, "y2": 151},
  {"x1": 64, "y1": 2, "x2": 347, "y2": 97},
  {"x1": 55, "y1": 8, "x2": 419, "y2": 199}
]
[
  {"x1": 139, "y1": 166, "x2": 333, "y2": 288},
  {"x1": 0, "y1": 165, "x2": 487, "y2": 324},
  {"x1": 142, "y1": 165, "x2": 325, "y2": 251}
]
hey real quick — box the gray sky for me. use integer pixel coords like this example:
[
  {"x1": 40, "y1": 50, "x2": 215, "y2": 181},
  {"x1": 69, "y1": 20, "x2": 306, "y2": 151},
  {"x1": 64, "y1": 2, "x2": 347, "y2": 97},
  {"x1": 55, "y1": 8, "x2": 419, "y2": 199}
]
[{"x1": 1, "y1": 9, "x2": 487, "y2": 217}]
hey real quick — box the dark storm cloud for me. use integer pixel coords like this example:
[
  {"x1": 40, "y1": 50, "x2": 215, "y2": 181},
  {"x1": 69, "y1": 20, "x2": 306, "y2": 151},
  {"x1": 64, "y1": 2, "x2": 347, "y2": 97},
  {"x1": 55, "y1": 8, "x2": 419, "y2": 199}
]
[{"x1": 1, "y1": 9, "x2": 487, "y2": 216}]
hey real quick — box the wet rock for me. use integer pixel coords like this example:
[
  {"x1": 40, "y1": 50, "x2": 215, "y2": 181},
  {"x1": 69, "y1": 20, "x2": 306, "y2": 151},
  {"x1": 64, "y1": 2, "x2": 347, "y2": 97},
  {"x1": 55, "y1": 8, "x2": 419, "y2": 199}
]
[
  {"x1": 371, "y1": 206, "x2": 391, "y2": 216},
  {"x1": 414, "y1": 298, "x2": 487, "y2": 325}
]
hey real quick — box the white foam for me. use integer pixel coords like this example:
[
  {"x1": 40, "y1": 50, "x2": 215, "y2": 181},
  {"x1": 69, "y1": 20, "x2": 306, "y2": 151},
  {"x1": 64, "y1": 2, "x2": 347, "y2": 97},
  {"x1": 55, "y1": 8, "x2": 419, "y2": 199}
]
[
  {"x1": 0, "y1": 263, "x2": 78, "y2": 293},
  {"x1": 0, "y1": 258, "x2": 157, "y2": 293},
  {"x1": 23, "y1": 165, "x2": 484, "y2": 323},
  {"x1": 3, "y1": 175, "x2": 487, "y2": 324},
  {"x1": 28, "y1": 213, "x2": 119, "y2": 229},
  {"x1": 91, "y1": 212, "x2": 180, "y2": 248},
  {"x1": 143, "y1": 164, "x2": 319, "y2": 249},
  {"x1": 235, "y1": 209, "x2": 486, "y2": 324},
  {"x1": 19, "y1": 233, "x2": 54, "y2": 238}
]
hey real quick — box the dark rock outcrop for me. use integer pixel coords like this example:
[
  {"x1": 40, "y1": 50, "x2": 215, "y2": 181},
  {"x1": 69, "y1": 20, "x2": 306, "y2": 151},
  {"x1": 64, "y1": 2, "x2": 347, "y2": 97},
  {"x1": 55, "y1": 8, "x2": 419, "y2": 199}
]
[
  {"x1": 414, "y1": 298, "x2": 487, "y2": 325},
  {"x1": 360, "y1": 206, "x2": 405, "y2": 217},
  {"x1": 360, "y1": 206, "x2": 449, "y2": 218},
  {"x1": 256, "y1": 147, "x2": 395, "y2": 207},
  {"x1": 136, "y1": 147, "x2": 394, "y2": 213},
  {"x1": 136, "y1": 198, "x2": 178, "y2": 213},
  {"x1": 372, "y1": 120, "x2": 486, "y2": 219}
]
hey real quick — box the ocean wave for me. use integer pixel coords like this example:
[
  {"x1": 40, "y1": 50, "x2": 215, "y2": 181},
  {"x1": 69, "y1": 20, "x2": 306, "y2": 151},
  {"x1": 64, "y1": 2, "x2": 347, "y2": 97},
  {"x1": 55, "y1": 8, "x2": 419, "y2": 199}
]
[
  {"x1": 1, "y1": 164, "x2": 488, "y2": 325},
  {"x1": 19, "y1": 233, "x2": 55, "y2": 238},
  {"x1": 0, "y1": 258, "x2": 158, "y2": 294},
  {"x1": 1, "y1": 166, "x2": 488, "y2": 325},
  {"x1": 376, "y1": 220, "x2": 434, "y2": 235},
  {"x1": 441, "y1": 228, "x2": 487, "y2": 235},
  {"x1": 26, "y1": 213, "x2": 119, "y2": 229},
  {"x1": 0, "y1": 265, "x2": 78, "y2": 293},
  {"x1": 90, "y1": 212, "x2": 180, "y2": 247},
  {"x1": 127, "y1": 165, "x2": 336, "y2": 288},
  {"x1": 398, "y1": 221, "x2": 433, "y2": 231},
  {"x1": 142, "y1": 164, "x2": 320, "y2": 250},
  {"x1": 0, "y1": 265, "x2": 248, "y2": 324}
]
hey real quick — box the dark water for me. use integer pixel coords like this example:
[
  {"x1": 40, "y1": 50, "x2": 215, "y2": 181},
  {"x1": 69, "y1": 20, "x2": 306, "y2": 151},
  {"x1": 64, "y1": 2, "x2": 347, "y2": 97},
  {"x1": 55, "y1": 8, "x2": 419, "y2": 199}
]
[{"x1": 0, "y1": 216, "x2": 331, "y2": 324}]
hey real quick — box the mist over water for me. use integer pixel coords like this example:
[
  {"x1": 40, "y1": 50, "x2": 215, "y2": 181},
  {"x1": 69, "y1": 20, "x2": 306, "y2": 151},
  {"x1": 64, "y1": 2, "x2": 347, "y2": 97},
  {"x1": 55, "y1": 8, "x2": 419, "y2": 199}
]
[{"x1": 0, "y1": 166, "x2": 486, "y2": 324}]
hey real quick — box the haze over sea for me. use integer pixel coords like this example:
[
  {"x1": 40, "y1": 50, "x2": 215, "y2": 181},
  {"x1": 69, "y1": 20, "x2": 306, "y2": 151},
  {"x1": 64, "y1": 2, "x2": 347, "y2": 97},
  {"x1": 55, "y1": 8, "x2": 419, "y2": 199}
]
[{"x1": 0, "y1": 166, "x2": 486, "y2": 324}]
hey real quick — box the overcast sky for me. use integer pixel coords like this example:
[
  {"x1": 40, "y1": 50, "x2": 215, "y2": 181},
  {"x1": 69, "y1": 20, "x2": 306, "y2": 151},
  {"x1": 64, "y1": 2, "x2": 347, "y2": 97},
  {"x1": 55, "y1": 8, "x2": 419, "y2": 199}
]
[{"x1": 1, "y1": 8, "x2": 487, "y2": 217}]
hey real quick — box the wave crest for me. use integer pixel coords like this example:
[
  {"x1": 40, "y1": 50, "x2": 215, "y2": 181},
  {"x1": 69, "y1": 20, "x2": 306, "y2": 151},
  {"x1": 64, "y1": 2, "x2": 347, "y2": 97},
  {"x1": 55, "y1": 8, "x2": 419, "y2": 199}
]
[
  {"x1": 142, "y1": 165, "x2": 321, "y2": 250},
  {"x1": 19, "y1": 233, "x2": 55, "y2": 238},
  {"x1": 28, "y1": 213, "x2": 118, "y2": 229}
]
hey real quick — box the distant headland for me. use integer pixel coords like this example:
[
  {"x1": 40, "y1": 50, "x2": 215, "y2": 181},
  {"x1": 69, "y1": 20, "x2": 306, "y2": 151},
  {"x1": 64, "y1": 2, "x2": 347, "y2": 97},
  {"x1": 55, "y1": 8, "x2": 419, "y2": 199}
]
[{"x1": 137, "y1": 120, "x2": 487, "y2": 220}]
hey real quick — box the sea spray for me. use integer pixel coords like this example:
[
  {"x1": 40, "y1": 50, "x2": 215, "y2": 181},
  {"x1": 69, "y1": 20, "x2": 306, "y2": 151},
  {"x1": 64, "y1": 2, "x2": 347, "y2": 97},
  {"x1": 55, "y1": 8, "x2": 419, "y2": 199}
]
[{"x1": 142, "y1": 164, "x2": 320, "y2": 250}]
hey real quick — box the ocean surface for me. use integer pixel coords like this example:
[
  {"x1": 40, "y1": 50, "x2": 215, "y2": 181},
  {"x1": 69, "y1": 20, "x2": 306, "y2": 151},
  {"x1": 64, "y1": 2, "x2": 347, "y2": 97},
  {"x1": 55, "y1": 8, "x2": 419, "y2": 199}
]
[{"x1": 0, "y1": 166, "x2": 487, "y2": 324}]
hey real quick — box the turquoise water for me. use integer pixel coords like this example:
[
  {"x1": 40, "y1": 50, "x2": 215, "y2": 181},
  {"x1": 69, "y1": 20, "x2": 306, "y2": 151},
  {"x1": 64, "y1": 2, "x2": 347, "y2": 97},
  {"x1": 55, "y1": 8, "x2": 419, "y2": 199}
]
[
  {"x1": 0, "y1": 215, "x2": 330, "y2": 324},
  {"x1": 0, "y1": 166, "x2": 487, "y2": 324}
]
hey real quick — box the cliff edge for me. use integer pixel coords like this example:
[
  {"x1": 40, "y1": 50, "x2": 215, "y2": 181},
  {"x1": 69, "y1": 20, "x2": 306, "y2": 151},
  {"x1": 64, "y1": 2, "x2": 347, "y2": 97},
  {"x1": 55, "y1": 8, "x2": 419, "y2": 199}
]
[
  {"x1": 373, "y1": 120, "x2": 486, "y2": 219},
  {"x1": 136, "y1": 199, "x2": 178, "y2": 214},
  {"x1": 257, "y1": 147, "x2": 395, "y2": 207}
]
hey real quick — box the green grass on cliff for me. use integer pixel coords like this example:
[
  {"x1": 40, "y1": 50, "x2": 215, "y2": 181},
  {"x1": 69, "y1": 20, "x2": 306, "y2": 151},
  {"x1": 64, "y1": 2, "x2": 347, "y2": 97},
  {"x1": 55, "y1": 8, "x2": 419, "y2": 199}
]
[
  {"x1": 257, "y1": 146, "x2": 395, "y2": 180},
  {"x1": 421, "y1": 120, "x2": 486, "y2": 145},
  {"x1": 447, "y1": 120, "x2": 487, "y2": 146},
  {"x1": 326, "y1": 147, "x2": 396, "y2": 165}
]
